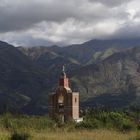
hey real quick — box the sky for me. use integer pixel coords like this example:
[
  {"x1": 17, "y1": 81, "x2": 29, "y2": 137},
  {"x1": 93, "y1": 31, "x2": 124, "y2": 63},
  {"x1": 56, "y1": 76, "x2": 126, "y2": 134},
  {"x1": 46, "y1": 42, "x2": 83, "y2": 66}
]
[{"x1": 0, "y1": 0, "x2": 140, "y2": 46}]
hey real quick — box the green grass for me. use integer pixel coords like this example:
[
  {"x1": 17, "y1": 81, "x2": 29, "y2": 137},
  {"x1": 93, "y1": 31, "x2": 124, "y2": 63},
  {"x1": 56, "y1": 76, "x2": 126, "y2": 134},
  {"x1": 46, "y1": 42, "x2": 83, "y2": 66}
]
[
  {"x1": 0, "y1": 129, "x2": 138, "y2": 140},
  {"x1": 0, "y1": 111, "x2": 139, "y2": 140},
  {"x1": 101, "y1": 48, "x2": 115, "y2": 59}
]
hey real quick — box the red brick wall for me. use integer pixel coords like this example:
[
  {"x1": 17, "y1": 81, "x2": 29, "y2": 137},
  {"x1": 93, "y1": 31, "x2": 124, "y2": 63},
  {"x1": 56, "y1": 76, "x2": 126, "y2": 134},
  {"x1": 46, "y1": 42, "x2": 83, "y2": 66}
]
[
  {"x1": 59, "y1": 78, "x2": 69, "y2": 87},
  {"x1": 48, "y1": 88, "x2": 79, "y2": 121}
]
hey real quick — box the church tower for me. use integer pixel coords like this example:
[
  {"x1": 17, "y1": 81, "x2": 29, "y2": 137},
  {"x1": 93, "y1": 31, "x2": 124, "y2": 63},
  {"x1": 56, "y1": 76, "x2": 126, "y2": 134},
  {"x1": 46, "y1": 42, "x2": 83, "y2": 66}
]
[
  {"x1": 59, "y1": 66, "x2": 69, "y2": 88},
  {"x1": 48, "y1": 66, "x2": 79, "y2": 122}
]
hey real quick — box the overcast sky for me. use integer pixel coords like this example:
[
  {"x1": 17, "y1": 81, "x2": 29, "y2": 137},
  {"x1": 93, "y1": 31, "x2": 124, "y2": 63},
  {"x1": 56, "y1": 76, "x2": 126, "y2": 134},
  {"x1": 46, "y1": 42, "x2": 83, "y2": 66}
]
[{"x1": 0, "y1": 0, "x2": 140, "y2": 46}]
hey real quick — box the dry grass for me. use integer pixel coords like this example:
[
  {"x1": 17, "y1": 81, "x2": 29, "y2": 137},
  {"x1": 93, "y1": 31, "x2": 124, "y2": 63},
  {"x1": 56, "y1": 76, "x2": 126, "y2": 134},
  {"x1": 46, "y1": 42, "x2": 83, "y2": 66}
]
[
  {"x1": 0, "y1": 129, "x2": 138, "y2": 140},
  {"x1": 30, "y1": 130, "x2": 136, "y2": 140},
  {"x1": 0, "y1": 129, "x2": 10, "y2": 140}
]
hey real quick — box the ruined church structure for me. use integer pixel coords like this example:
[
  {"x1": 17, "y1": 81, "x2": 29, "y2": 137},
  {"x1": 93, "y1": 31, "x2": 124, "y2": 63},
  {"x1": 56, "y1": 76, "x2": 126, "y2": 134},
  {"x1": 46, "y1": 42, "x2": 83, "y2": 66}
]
[{"x1": 48, "y1": 66, "x2": 79, "y2": 122}]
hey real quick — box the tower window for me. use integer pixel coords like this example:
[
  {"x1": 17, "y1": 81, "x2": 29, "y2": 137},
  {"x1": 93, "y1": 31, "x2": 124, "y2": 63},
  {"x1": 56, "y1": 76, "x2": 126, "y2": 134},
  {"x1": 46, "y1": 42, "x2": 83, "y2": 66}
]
[{"x1": 75, "y1": 98, "x2": 77, "y2": 103}]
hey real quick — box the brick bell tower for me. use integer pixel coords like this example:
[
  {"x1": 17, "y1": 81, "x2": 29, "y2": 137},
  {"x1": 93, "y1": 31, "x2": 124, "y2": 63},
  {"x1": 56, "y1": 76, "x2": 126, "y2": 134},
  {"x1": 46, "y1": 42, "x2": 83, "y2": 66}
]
[
  {"x1": 59, "y1": 66, "x2": 69, "y2": 88},
  {"x1": 48, "y1": 66, "x2": 79, "y2": 122}
]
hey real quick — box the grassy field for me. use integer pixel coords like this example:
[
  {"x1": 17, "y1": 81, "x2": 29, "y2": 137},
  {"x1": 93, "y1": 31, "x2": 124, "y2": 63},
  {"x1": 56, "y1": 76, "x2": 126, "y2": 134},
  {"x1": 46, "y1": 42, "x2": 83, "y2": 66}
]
[
  {"x1": 0, "y1": 112, "x2": 139, "y2": 140},
  {"x1": 0, "y1": 129, "x2": 139, "y2": 140}
]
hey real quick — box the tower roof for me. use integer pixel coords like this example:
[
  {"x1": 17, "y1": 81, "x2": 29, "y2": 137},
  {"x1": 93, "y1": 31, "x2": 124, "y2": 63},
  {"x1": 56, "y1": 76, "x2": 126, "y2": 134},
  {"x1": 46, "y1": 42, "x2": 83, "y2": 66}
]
[{"x1": 59, "y1": 65, "x2": 69, "y2": 88}]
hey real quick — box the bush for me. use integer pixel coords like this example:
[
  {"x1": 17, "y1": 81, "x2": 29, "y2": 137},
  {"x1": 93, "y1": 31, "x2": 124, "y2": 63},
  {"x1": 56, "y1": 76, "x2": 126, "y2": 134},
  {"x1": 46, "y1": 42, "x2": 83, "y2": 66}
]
[
  {"x1": 79, "y1": 111, "x2": 136, "y2": 131},
  {"x1": 130, "y1": 137, "x2": 140, "y2": 140},
  {"x1": 10, "y1": 131, "x2": 30, "y2": 140},
  {"x1": 0, "y1": 114, "x2": 55, "y2": 130},
  {"x1": 2, "y1": 114, "x2": 17, "y2": 130},
  {"x1": 76, "y1": 120, "x2": 98, "y2": 129}
]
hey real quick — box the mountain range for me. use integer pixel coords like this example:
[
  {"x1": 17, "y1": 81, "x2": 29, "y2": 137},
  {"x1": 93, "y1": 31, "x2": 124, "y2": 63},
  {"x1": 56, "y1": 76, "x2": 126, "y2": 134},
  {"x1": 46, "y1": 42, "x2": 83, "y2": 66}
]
[{"x1": 1, "y1": 39, "x2": 140, "y2": 114}]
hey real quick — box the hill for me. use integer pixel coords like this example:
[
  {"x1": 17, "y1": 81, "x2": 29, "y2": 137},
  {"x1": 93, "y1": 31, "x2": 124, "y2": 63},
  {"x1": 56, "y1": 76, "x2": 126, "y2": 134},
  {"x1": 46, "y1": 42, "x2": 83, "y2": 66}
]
[
  {"x1": 19, "y1": 38, "x2": 140, "y2": 65},
  {"x1": 0, "y1": 41, "x2": 49, "y2": 113},
  {"x1": 1, "y1": 39, "x2": 140, "y2": 113},
  {"x1": 71, "y1": 46, "x2": 140, "y2": 108}
]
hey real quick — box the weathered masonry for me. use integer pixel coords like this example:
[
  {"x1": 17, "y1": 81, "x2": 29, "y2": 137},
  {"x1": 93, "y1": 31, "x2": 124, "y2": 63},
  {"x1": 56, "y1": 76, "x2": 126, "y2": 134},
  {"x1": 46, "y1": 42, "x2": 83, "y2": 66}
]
[{"x1": 48, "y1": 66, "x2": 79, "y2": 122}]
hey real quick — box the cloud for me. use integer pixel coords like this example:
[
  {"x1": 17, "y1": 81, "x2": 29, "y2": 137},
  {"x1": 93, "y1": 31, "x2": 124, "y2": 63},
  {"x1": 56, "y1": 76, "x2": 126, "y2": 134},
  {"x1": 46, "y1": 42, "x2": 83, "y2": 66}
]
[
  {"x1": 0, "y1": 0, "x2": 140, "y2": 46},
  {"x1": 90, "y1": 0, "x2": 131, "y2": 7},
  {"x1": 112, "y1": 22, "x2": 140, "y2": 39}
]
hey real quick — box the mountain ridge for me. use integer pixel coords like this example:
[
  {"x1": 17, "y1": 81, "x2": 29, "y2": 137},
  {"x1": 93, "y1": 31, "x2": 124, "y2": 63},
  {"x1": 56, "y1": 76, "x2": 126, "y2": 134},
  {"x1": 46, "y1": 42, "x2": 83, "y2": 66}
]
[{"x1": 1, "y1": 39, "x2": 140, "y2": 113}]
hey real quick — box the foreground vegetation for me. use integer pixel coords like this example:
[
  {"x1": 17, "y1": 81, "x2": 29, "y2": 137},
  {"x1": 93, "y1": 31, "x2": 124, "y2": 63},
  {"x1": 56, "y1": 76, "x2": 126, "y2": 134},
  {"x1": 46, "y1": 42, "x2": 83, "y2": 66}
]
[
  {"x1": 0, "y1": 110, "x2": 140, "y2": 140},
  {"x1": 0, "y1": 129, "x2": 139, "y2": 140}
]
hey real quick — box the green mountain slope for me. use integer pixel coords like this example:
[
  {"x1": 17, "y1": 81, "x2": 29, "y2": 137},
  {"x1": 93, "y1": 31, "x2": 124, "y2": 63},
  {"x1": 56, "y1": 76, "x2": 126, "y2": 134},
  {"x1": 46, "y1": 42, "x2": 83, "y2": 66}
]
[
  {"x1": 18, "y1": 39, "x2": 140, "y2": 111},
  {"x1": 19, "y1": 38, "x2": 140, "y2": 66},
  {"x1": 71, "y1": 46, "x2": 140, "y2": 108},
  {"x1": 1, "y1": 39, "x2": 140, "y2": 113},
  {"x1": 0, "y1": 41, "x2": 49, "y2": 113}
]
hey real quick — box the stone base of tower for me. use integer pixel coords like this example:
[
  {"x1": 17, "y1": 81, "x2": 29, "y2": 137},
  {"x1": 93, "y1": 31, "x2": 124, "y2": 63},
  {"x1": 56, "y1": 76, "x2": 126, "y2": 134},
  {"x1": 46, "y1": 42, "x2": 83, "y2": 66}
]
[{"x1": 48, "y1": 89, "x2": 79, "y2": 122}]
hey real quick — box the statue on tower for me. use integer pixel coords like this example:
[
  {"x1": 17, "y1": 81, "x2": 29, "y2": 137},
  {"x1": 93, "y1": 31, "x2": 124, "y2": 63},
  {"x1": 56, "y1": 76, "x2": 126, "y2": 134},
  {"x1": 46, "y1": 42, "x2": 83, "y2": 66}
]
[{"x1": 60, "y1": 65, "x2": 66, "y2": 78}]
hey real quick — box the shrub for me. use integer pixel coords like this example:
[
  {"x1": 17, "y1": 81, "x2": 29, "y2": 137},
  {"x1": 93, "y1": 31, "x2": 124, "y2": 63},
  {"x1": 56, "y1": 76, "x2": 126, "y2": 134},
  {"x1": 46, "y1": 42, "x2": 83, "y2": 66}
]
[
  {"x1": 130, "y1": 137, "x2": 140, "y2": 140},
  {"x1": 79, "y1": 111, "x2": 136, "y2": 131},
  {"x1": 75, "y1": 118, "x2": 101, "y2": 129},
  {"x1": 10, "y1": 131, "x2": 30, "y2": 140},
  {"x1": 2, "y1": 114, "x2": 17, "y2": 130}
]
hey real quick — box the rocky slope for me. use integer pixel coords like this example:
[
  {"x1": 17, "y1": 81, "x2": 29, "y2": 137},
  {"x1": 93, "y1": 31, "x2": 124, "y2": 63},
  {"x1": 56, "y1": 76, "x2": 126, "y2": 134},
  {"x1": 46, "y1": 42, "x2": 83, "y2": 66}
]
[
  {"x1": 1, "y1": 39, "x2": 140, "y2": 113},
  {"x1": 71, "y1": 47, "x2": 140, "y2": 108}
]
